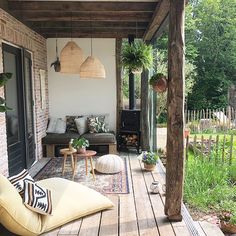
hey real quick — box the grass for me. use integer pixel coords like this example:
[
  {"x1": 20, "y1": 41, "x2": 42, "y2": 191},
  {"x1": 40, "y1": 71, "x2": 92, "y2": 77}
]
[{"x1": 184, "y1": 152, "x2": 236, "y2": 217}]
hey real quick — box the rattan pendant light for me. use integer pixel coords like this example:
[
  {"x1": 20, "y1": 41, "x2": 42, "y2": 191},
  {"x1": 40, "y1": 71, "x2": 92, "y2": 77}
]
[
  {"x1": 60, "y1": 14, "x2": 84, "y2": 74},
  {"x1": 80, "y1": 31, "x2": 106, "y2": 79}
]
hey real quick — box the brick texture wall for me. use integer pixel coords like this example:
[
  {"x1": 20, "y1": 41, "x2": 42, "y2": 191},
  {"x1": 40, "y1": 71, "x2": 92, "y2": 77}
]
[{"x1": 0, "y1": 9, "x2": 48, "y2": 176}]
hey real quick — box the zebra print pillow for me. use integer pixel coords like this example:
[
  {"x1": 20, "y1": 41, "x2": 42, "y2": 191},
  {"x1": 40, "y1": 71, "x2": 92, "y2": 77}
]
[
  {"x1": 8, "y1": 169, "x2": 34, "y2": 197},
  {"x1": 24, "y1": 180, "x2": 52, "y2": 215}
]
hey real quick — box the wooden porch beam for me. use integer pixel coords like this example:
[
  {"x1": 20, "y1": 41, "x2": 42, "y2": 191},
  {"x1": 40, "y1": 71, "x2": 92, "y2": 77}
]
[
  {"x1": 164, "y1": 0, "x2": 185, "y2": 221},
  {"x1": 143, "y1": 0, "x2": 170, "y2": 41}
]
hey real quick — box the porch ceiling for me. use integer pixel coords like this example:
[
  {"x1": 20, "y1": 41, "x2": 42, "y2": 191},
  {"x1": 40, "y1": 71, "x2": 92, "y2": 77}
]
[{"x1": 4, "y1": 0, "x2": 169, "y2": 40}]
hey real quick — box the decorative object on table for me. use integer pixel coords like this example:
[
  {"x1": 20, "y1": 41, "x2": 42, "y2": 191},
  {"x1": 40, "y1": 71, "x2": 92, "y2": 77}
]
[
  {"x1": 149, "y1": 73, "x2": 167, "y2": 93},
  {"x1": 69, "y1": 139, "x2": 76, "y2": 152},
  {"x1": 95, "y1": 154, "x2": 124, "y2": 174},
  {"x1": 150, "y1": 181, "x2": 161, "y2": 194},
  {"x1": 138, "y1": 151, "x2": 159, "y2": 171},
  {"x1": 34, "y1": 156, "x2": 130, "y2": 194},
  {"x1": 219, "y1": 211, "x2": 236, "y2": 233},
  {"x1": 71, "y1": 137, "x2": 89, "y2": 154},
  {"x1": 60, "y1": 41, "x2": 84, "y2": 74},
  {"x1": 50, "y1": 38, "x2": 61, "y2": 72},
  {"x1": 0, "y1": 73, "x2": 12, "y2": 112},
  {"x1": 121, "y1": 40, "x2": 153, "y2": 74}
]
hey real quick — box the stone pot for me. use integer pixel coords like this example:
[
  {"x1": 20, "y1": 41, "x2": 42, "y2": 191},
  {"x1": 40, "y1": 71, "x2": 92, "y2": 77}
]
[
  {"x1": 144, "y1": 163, "x2": 156, "y2": 171},
  {"x1": 77, "y1": 147, "x2": 86, "y2": 154},
  {"x1": 152, "y1": 77, "x2": 167, "y2": 93}
]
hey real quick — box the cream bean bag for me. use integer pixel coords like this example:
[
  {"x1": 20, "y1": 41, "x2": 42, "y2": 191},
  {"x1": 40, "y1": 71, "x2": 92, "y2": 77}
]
[{"x1": 0, "y1": 174, "x2": 114, "y2": 236}]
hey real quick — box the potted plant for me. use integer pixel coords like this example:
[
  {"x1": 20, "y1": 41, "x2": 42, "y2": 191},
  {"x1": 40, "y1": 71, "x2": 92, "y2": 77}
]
[
  {"x1": 0, "y1": 73, "x2": 12, "y2": 112},
  {"x1": 121, "y1": 40, "x2": 153, "y2": 74},
  {"x1": 139, "y1": 151, "x2": 159, "y2": 171},
  {"x1": 71, "y1": 137, "x2": 89, "y2": 154},
  {"x1": 219, "y1": 211, "x2": 236, "y2": 234},
  {"x1": 149, "y1": 73, "x2": 167, "y2": 93}
]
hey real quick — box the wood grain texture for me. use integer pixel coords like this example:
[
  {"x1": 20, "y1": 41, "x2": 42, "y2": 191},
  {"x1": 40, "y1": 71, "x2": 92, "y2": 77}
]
[{"x1": 164, "y1": 0, "x2": 185, "y2": 221}]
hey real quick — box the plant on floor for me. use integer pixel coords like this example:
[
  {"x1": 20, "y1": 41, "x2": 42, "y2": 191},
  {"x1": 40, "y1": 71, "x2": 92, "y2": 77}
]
[
  {"x1": 0, "y1": 73, "x2": 12, "y2": 112},
  {"x1": 121, "y1": 40, "x2": 153, "y2": 74},
  {"x1": 138, "y1": 151, "x2": 159, "y2": 171},
  {"x1": 72, "y1": 138, "x2": 89, "y2": 154},
  {"x1": 219, "y1": 210, "x2": 236, "y2": 233}
]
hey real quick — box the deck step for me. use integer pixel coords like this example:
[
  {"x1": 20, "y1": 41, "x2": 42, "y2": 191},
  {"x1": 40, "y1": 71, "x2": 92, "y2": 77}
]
[{"x1": 195, "y1": 221, "x2": 224, "y2": 236}]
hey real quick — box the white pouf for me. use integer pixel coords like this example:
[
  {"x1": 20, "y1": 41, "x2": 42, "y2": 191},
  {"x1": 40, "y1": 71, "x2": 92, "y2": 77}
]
[{"x1": 95, "y1": 154, "x2": 124, "y2": 174}]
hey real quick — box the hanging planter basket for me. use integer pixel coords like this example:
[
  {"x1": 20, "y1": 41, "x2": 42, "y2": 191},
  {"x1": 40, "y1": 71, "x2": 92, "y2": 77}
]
[
  {"x1": 131, "y1": 67, "x2": 143, "y2": 75},
  {"x1": 149, "y1": 73, "x2": 167, "y2": 93}
]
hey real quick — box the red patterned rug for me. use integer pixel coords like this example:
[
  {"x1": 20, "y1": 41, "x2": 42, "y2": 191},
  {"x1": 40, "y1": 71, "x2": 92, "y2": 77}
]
[{"x1": 34, "y1": 156, "x2": 130, "y2": 194}]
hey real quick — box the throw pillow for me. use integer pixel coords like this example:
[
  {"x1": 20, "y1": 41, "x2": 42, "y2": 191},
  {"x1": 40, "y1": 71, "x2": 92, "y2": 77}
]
[
  {"x1": 75, "y1": 117, "x2": 88, "y2": 135},
  {"x1": 66, "y1": 116, "x2": 83, "y2": 133},
  {"x1": 87, "y1": 116, "x2": 108, "y2": 133},
  {"x1": 8, "y1": 169, "x2": 34, "y2": 197},
  {"x1": 47, "y1": 118, "x2": 66, "y2": 134},
  {"x1": 24, "y1": 180, "x2": 52, "y2": 215}
]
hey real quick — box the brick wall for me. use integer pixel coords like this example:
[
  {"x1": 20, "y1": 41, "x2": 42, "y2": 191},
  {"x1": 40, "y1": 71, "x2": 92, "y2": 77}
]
[{"x1": 0, "y1": 9, "x2": 48, "y2": 176}]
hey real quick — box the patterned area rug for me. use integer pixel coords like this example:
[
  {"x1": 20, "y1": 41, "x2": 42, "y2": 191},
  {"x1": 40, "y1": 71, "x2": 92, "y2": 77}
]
[{"x1": 34, "y1": 156, "x2": 129, "y2": 194}]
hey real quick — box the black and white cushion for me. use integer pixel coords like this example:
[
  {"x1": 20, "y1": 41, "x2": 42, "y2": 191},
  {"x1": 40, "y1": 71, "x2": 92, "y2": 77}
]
[
  {"x1": 24, "y1": 180, "x2": 52, "y2": 215},
  {"x1": 8, "y1": 169, "x2": 34, "y2": 197}
]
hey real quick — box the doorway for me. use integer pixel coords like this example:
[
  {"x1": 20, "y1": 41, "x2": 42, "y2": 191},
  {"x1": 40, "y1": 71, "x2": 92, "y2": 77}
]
[{"x1": 3, "y1": 43, "x2": 35, "y2": 176}]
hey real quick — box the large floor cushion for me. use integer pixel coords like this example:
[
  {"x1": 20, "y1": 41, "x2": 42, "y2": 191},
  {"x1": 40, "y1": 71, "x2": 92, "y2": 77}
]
[
  {"x1": 39, "y1": 177, "x2": 114, "y2": 233},
  {"x1": 95, "y1": 154, "x2": 124, "y2": 174},
  {"x1": 0, "y1": 174, "x2": 42, "y2": 236},
  {"x1": 0, "y1": 175, "x2": 114, "y2": 236},
  {"x1": 81, "y1": 132, "x2": 116, "y2": 144},
  {"x1": 42, "y1": 132, "x2": 80, "y2": 144}
]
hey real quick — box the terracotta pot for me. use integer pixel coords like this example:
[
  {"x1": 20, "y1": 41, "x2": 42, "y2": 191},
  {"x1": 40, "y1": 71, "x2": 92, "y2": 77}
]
[
  {"x1": 152, "y1": 77, "x2": 167, "y2": 93},
  {"x1": 144, "y1": 163, "x2": 156, "y2": 171},
  {"x1": 220, "y1": 221, "x2": 236, "y2": 233},
  {"x1": 77, "y1": 147, "x2": 86, "y2": 154}
]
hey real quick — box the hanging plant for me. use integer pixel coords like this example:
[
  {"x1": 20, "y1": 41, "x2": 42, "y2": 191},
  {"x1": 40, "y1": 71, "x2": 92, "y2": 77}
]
[
  {"x1": 50, "y1": 39, "x2": 61, "y2": 72},
  {"x1": 149, "y1": 73, "x2": 167, "y2": 93},
  {"x1": 121, "y1": 40, "x2": 153, "y2": 74},
  {"x1": 0, "y1": 73, "x2": 12, "y2": 112}
]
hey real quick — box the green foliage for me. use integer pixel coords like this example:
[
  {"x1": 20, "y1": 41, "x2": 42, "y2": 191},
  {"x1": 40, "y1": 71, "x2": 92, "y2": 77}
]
[
  {"x1": 184, "y1": 155, "x2": 236, "y2": 214},
  {"x1": 71, "y1": 138, "x2": 89, "y2": 149},
  {"x1": 0, "y1": 73, "x2": 12, "y2": 112},
  {"x1": 121, "y1": 40, "x2": 153, "y2": 71}
]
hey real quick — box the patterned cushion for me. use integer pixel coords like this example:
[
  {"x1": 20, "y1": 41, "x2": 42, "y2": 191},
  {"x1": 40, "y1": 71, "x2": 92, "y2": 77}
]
[
  {"x1": 66, "y1": 116, "x2": 83, "y2": 133},
  {"x1": 87, "y1": 116, "x2": 108, "y2": 133},
  {"x1": 24, "y1": 180, "x2": 52, "y2": 215},
  {"x1": 8, "y1": 169, "x2": 34, "y2": 197}
]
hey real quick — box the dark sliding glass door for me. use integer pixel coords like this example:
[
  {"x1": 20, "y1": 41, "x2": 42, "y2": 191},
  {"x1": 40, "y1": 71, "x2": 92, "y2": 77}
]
[{"x1": 3, "y1": 43, "x2": 35, "y2": 176}]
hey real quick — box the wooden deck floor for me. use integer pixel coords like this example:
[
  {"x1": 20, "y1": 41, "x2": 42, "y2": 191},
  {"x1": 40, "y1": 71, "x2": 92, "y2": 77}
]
[{"x1": 39, "y1": 152, "x2": 223, "y2": 236}]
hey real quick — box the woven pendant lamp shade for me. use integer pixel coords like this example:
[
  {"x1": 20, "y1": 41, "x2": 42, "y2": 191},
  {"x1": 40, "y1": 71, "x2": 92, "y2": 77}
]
[
  {"x1": 80, "y1": 56, "x2": 106, "y2": 79},
  {"x1": 60, "y1": 41, "x2": 84, "y2": 74}
]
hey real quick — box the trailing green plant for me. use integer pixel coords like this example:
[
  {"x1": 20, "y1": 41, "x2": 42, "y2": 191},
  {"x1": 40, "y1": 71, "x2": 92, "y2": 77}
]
[
  {"x1": 71, "y1": 138, "x2": 89, "y2": 149},
  {"x1": 121, "y1": 40, "x2": 153, "y2": 72},
  {"x1": 0, "y1": 73, "x2": 12, "y2": 112}
]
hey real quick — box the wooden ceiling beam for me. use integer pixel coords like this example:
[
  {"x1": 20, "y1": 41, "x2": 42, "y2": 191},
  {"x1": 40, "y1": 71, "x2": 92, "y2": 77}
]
[
  {"x1": 143, "y1": 0, "x2": 170, "y2": 41},
  {"x1": 11, "y1": 11, "x2": 153, "y2": 22},
  {"x1": 8, "y1": 1, "x2": 157, "y2": 12}
]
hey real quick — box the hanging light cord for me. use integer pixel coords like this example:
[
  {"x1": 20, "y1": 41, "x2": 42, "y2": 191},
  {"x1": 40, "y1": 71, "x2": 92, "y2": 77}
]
[
  {"x1": 71, "y1": 12, "x2": 72, "y2": 41},
  {"x1": 90, "y1": 16, "x2": 93, "y2": 56}
]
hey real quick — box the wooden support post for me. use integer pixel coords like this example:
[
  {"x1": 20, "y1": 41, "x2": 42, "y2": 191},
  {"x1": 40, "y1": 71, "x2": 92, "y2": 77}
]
[
  {"x1": 141, "y1": 69, "x2": 150, "y2": 151},
  {"x1": 116, "y1": 38, "x2": 123, "y2": 134},
  {"x1": 164, "y1": 0, "x2": 185, "y2": 221}
]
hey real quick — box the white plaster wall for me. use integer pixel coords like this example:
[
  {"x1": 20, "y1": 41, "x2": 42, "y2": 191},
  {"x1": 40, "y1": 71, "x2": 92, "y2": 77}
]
[{"x1": 47, "y1": 38, "x2": 116, "y2": 131}]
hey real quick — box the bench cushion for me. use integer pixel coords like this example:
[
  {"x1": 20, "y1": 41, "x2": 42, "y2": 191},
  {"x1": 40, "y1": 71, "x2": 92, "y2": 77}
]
[
  {"x1": 81, "y1": 132, "x2": 116, "y2": 144},
  {"x1": 42, "y1": 132, "x2": 80, "y2": 144}
]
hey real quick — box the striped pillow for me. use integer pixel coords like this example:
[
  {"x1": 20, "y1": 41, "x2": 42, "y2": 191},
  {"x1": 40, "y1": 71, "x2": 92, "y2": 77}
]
[
  {"x1": 8, "y1": 169, "x2": 34, "y2": 197},
  {"x1": 24, "y1": 180, "x2": 52, "y2": 215}
]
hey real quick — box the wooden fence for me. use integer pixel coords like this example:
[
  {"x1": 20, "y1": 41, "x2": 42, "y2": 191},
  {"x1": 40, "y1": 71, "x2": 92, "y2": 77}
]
[
  {"x1": 185, "y1": 106, "x2": 236, "y2": 133},
  {"x1": 185, "y1": 134, "x2": 235, "y2": 166}
]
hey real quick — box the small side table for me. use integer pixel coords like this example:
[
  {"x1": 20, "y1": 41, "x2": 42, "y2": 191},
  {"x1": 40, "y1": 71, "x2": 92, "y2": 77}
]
[
  {"x1": 73, "y1": 150, "x2": 97, "y2": 181},
  {"x1": 59, "y1": 148, "x2": 76, "y2": 175}
]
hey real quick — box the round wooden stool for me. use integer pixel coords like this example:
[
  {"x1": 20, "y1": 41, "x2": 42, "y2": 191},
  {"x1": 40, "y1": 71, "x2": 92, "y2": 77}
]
[
  {"x1": 73, "y1": 150, "x2": 97, "y2": 180},
  {"x1": 59, "y1": 148, "x2": 77, "y2": 175}
]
